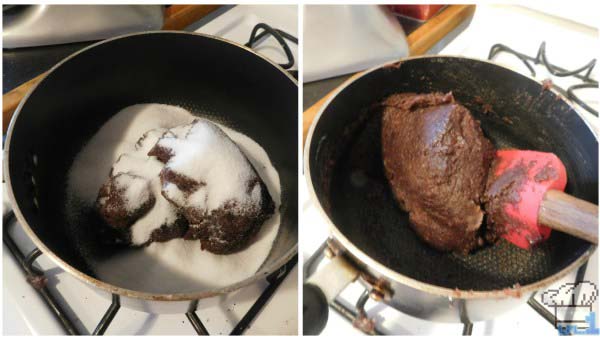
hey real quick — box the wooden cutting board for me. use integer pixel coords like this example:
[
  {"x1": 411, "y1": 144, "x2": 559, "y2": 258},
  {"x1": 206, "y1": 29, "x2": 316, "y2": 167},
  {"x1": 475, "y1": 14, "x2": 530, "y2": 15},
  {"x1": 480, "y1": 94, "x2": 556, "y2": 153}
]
[{"x1": 302, "y1": 4, "x2": 476, "y2": 144}]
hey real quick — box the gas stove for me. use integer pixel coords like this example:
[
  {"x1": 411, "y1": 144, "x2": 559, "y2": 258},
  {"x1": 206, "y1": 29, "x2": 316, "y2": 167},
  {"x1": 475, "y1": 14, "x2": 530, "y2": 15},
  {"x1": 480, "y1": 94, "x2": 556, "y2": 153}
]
[
  {"x1": 302, "y1": 4, "x2": 598, "y2": 336},
  {"x1": 438, "y1": 5, "x2": 598, "y2": 131},
  {"x1": 2, "y1": 5, "x2": 298, "y2": 335},
  {"x1": 3, "y1": 210, "x2": 297, "y2": 335}
]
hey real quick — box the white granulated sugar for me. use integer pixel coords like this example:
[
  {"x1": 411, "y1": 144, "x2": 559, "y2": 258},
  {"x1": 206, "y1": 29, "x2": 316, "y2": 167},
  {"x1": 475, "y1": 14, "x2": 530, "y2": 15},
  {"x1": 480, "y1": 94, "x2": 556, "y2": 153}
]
[
  {"x1": 66, "y1": 103, "x2": 281, "y2": 293},
  {"x1": 156, "y1": 120, "x2": 261, "y2": 213},
  {"x1": 97, "y1": 126, "x2": 182, "y2": 245},
  {"x1": 111, "y1": 153, "x2": 163, "y2": 181},
  {"x1": 113, "y1": 174, "x2": 151, "y2": 213},
  {"x1": 135, "y1": 128, "x2": 169, "y2": 154},
  {"x1": 162, "y1": 182, "x2": 187, "y2": 207},
  {"x1": 109, "y1": 133, "x2": 186, "y2": 246},
  {"x1": 67, "y1": 104, "x2": 193, "y2": 204}
]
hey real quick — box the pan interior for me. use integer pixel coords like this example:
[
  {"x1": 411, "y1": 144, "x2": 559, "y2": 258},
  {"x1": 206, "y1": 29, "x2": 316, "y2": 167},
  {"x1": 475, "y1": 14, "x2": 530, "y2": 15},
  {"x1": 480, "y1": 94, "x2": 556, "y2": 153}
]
[
  {"x1": 309, "y1": 57, "x2": 597, "y2": 291},
  {"x1": 7, "y1": 33, "x2": 298, "y2": 295}
]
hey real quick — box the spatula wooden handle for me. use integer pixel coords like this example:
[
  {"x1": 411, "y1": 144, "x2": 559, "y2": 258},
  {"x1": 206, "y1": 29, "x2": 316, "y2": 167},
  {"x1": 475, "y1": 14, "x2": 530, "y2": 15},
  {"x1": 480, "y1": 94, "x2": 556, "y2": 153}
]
[{"x1": 539, "y1": 190, "x2": 598, "y2": 244}]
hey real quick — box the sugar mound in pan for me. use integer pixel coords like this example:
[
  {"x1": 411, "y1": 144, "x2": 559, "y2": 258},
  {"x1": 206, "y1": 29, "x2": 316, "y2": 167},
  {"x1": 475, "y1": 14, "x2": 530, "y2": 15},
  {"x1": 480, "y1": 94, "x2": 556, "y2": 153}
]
[
  {"x1": 96, "y1": 172, "x2": 156, "y2": 230},
  {"x1": 67, "y1": 104, "x2": 194, "y2": 204},
  {"x1": 66, "y1": 104, "x2": 281, "y2": 292},
  {"x1": 97, "y1": 173, "x2": 152, "y2": 214},
  {"x1": 106, "y1": 128, "x2": 181, "y2": 245},
  {"x1": 114, "y1": 174, "x2": 152, "y2": 212},
  {"x1": 154, "y1": 120, "x2": 262, "y2": 213}
]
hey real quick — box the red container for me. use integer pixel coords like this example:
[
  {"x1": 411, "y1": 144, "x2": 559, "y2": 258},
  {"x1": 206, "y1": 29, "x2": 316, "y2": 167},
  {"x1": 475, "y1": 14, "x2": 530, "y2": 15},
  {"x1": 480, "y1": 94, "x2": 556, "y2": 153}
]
[{"x1": 387, "y1": 5, "x2": 446, "y2": 21}]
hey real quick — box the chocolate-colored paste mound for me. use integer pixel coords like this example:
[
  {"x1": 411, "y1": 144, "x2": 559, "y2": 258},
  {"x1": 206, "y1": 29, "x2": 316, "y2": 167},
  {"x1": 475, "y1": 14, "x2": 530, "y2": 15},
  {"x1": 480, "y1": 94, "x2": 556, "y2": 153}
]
[
  {"x1": 381, "y1": 92, "x2": 496, "y2": 253},
  {"x1": 149, "y1": 120, "x2": 275, "y2": 254},
  {"x1": 97, "y1": 173, "x2": 155, "y2": 230},
  {"x1": 97, "y1": 120, "x2": 274, "y2": 254},
  {"x1": 96, "y1": 129, "x2": 191, "y2": 247}
]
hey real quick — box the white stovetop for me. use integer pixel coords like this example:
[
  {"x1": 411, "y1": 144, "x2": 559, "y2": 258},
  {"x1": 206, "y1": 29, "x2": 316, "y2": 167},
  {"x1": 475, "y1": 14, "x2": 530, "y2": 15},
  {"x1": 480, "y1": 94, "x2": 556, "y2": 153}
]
[
  {"x1": 2, "y1": 5, "x2": 298, "y2": 335},
  {"x1": 302, "y1": 4, "x2": 598, "y2": 336},
  {"x1": 196, "y1": 5, "x2": 298, "y2": 71},
  {"x1": 2, "y1": 214, "x2": 298, "y2": 335}
]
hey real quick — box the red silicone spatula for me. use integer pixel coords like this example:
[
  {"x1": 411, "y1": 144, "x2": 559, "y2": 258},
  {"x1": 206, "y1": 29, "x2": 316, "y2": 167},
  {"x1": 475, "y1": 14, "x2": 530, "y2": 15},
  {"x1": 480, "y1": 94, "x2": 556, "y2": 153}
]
[{"x1": 486, "y1": 150, "x2": 598, "y2": 249}]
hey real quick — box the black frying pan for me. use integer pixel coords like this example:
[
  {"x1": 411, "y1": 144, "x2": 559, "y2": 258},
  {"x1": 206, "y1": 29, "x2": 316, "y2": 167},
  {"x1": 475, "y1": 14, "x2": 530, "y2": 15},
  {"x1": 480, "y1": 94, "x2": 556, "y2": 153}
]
[
  {"x1": 304, "y1": 56, "x2": 597, "y2": 331},
  {"x1": 5, "y1": 31, "x2": 298, "y2": 311}
]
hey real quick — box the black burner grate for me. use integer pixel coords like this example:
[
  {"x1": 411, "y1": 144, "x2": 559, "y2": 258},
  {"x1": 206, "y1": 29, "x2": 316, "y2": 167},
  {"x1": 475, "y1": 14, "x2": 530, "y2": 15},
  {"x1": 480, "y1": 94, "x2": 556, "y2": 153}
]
[
  {"x1": 245, "y1": 23, "x2": 298, "y2": 70},
  {"x1": 3, "y1": 211, "x2": 297, "y2": 335},
  {"x1": 488, "y1": 42, "x2": 598, "y2": 116},
  {"x1": 245, "y1": 23, "x2": 298, "y2": 80}
]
